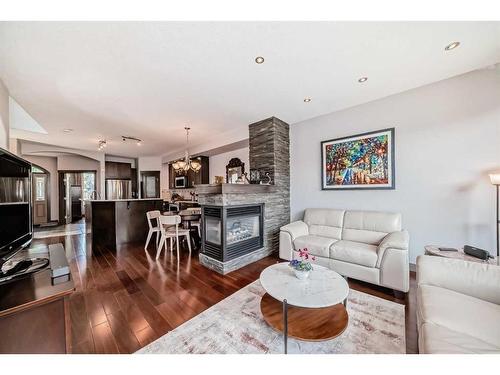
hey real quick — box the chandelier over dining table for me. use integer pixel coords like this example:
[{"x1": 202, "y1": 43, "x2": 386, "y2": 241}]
[{"x1": 172, "y1": 127, "x2": 202, "y2": 173}]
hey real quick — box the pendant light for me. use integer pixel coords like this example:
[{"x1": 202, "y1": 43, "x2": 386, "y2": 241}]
[{"x1": 172, "y1": 127, "x2": 202, "y2": 173}]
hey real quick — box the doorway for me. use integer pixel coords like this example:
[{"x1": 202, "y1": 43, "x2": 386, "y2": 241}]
[
  {"x1": 58, "y1": 171, "x2": 96, "y2": 225},
  {"x1": 140, "y1": 171, "x2": 160, "y2": 198},
  {"x1": 32, "y1": 165, "x2": 50, "y2": 225}
]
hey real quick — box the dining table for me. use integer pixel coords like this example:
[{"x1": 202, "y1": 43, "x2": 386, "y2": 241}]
[{"x1": 162, "y1": 209, "x2": 202, "y2": 248}]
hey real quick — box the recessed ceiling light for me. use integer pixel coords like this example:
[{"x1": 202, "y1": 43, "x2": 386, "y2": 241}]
[
  {"x1": 303, "y1": 98, "x2": 312, "y2": 103},
  {"x1": 445, "y1": 41, "x2": 460, "y2": 51},
  {"x1": 358, "y1": 77, "x2": 368, "y2": 83},
  {"x1": 62, "y1": 128, "x2": 73, "y2": 133},
  {"x1": 255, "y1": 56, "x2": 265, "y2": 64}
]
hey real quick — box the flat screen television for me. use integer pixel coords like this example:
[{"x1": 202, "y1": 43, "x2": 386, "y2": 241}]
[{"x1": 0, "y1": 148, "x2": 32, "y2": 265}]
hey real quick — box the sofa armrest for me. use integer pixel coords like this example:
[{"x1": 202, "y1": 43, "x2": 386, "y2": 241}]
[
  {"x1": 280, "y1": 221, "x2": 309, "y2": 240},
  {"x1": 417, "y1": 255, "x2": 500, "y2": 305},
  {"x1": 376, "y1": 230, "x2": 409, "y2": 268}
]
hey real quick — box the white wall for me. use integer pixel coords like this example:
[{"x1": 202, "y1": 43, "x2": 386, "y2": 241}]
[
  {"x1": 291, "y1": 69, "x2": 500, "y2": 263},
  {"x1": 209, "y1": 147, "x2": 249, "y2": 184},
  {"x1": 0, "y1": 79, "x2": 9, "y2": 149},
  {"x1": 57, "y1": 154, "x2": 100, "y2": 171},
  {"x1": 23, "y1": 155, "x2": 59, "y2": 221}
]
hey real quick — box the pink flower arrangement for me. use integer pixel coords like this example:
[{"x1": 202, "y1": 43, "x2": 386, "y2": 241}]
[{"x1": 289, "y1": 248, "x2": 315, "y2": 271}]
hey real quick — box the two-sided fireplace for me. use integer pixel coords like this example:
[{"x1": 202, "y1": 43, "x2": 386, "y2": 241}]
[{"x1": 201, "y1": 204, "x2": 264, "y2": 262}]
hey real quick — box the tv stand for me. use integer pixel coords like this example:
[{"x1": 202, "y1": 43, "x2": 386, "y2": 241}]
[{"x1": 0, "y1": 244, "x2": 74, "y2": 353}]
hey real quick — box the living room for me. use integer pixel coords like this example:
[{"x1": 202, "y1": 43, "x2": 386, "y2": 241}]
[{"x1": 0, "y1": 0, "x2": 499, "y2": 373}]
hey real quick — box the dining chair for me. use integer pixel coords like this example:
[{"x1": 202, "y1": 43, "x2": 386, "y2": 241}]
[
  {"x1": 144, "y1": 210, "x2": 161, "y2": 250},
  {"x1": 185, "y1": 207, "x2": 202, "y2": 237},
  {"x1": 157, "y1": 215, "x2": 192, "y2": 259}
]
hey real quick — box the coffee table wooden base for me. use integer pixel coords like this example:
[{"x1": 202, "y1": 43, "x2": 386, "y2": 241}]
[{"x1": 260, "y1": 293, "x2": 348, "y2": 342}]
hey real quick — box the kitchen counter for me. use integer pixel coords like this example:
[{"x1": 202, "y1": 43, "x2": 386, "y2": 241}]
[
  {"x1": 85, "y1": 198, "x2": 162, "y2": 202},
  {"x1": 85, "y1": 198, "x2": 163, "y2": 251}
]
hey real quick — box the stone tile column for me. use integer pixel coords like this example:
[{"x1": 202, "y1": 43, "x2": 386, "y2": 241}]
[{"x1": 249, "y1": 117, "x2": 290, "y2": 254}]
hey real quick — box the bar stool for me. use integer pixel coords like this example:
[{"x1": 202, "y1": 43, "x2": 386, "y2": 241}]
[
  {"x1": 144, "y1": 210, "x2": 161, "y2": 250},
  {"x1": 157, "y1": 215, "x2": 192, "y2": 259}
]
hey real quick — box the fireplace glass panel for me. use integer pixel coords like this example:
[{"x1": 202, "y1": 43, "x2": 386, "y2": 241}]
[
  {"x1": 205, "y1": 216, "x2": 222, "y2": 245},
  {"x1": 226, "y1": 215, "x2": 260, "y2": 245}
]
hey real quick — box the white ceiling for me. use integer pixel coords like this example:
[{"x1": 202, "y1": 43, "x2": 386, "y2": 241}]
[{"x1": 1, "y1": 22, "x2": 499, "y2": 157}]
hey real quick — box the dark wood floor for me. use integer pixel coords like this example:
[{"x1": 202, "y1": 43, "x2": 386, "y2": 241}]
[{"x1": 32, "y1": 230, "x2": 418, "y2": 354}]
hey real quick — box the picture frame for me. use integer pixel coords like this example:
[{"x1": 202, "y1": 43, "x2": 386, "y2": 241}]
[{"x1": 321, "y1": 128, "x2": 395, "y2": 190}]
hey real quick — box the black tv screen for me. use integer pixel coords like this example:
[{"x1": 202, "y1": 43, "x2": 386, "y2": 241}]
[
  {"x1": 0, "y1": 148, "x2": 32, "y2": 263},
  {"x1": 0, "y1": 203, "x2": 31, "y2": 254}
]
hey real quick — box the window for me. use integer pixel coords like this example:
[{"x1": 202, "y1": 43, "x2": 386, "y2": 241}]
[
  {"x1": 35, "y1": 177, "x2": 45, "y2": 201},
  {"x1": 82, "y1": 172, "x2": 96, "y2": 199}
]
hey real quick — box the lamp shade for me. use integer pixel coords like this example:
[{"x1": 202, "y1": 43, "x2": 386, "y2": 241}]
[{"x1": 490, "y1": 174, "x2": 500, "y2": 185}]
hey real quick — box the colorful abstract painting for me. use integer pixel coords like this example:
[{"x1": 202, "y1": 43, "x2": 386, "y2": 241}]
[{"x1": 321, "y1": 128, "x2": 395, "y2": 190}]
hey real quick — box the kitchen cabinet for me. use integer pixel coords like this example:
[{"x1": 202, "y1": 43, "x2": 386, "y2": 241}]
[{"x1": 105, "y1": 161, "x2": 132, "y2": 179}]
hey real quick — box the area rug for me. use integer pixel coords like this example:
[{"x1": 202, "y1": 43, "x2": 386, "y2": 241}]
[{"x1": 137, "y1": 280, "x2": 405, "y2": 354}]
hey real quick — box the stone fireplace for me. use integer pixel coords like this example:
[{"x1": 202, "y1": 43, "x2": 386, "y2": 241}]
[
  {"x1": 202, "y1": 203, "x2": 264, "y2": 262},
  {"x1": 196, "y1": 117, "x2": 290, "y2": 274}
]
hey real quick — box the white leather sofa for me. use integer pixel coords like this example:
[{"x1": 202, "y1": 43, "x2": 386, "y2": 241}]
[
  {"x1": 279, "y1": 209, "x2": 409, "y2": 293},
  {"x1": 416, "y1": 255, "x2": 500, "y2": 353}
]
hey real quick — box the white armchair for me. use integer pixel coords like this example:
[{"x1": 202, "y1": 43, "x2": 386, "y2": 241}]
[
  {"x1": 417, "y1": 256, "x2": 500, "y2": 353},
  {"x1": 279, "y1": 209, "x2": 410, "y2": 293}
]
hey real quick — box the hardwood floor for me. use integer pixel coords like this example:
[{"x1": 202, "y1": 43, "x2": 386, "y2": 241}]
[{"x1": 32, "y1": 229, "x2": 418, "y2": 354}]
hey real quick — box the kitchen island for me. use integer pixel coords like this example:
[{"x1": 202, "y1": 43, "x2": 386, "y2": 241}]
[{"x1": 85, "y1": 198, "x2": 163, "y2": 251}]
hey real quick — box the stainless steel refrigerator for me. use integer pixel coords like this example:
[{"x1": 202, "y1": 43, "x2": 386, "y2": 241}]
[{"x1": 106, "y1": 179, "x2": 132, "y2": 200}]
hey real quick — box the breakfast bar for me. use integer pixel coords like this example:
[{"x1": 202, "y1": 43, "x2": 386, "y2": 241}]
[{"x1": 85, "y1": 198, "x2": 163, "y2": 251}]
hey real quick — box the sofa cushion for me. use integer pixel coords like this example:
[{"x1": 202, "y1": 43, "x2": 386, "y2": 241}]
[
  {"x1": 303, "y1": 208, "x2": 345, "y2": 240},
  {"x1": 342, "y1": 210, "x2": 402, "y2": 245},
  {"x1": 329, "y1": 240, "x2": 378, "y2": 268},
  {"x1": 418, "y1": 284, "x2": 500, "y2": 348},
  {"x1": 419, "y1": 322, "x2": 500, "y2": 354},
  {"x1": 293, "y1": 235, "x2": 337, "y2": 258}
]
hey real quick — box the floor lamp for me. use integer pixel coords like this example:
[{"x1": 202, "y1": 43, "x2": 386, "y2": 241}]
[{"x1": 489, "y1": 173, "x2": 500, "y2": 257}]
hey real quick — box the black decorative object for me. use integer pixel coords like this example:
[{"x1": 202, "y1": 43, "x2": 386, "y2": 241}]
[
  {"x1": 260, "y1": 172, "x2": 272, "y2": 185},
  {"x1": 226, "y1": 158, "x2": 245, "y2": 183},
  {"x1": 249, "y1": 169, "x2": 261, "y2": 184}
]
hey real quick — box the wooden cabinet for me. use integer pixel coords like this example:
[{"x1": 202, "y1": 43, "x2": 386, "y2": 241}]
[
  {"x1": 105, "y1": 161, "x2": 132, "y2": 180},
  {"x1": 117, "y1": 162, "x2": 131, "y2": 179},
  {"x1": 0, "y1": 245, "x2": 74, "y2": 353},
  {"x1": 168, "y1": 163, "x2": 176, "y2": 189},
  {"x1": 168, "y1": 156, "x2": 209, "y2": 188},
  {"x1": 105, "y1": 161, "x2": 118, "y2": 179}
]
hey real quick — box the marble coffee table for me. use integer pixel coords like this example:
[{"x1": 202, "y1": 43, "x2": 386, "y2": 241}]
[{"x1": 259, "y1": 262, "x2": 349, "y2": 353}]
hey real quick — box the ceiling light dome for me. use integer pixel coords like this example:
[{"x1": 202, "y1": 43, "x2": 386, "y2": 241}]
[
  {"x1": 255, "y1": 56, "x2": 265, "y2": 64},
  {"x1": 445, "y1": 41, "x2": 460, "y2": 51}
]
